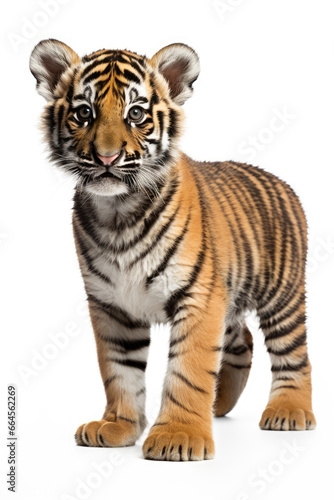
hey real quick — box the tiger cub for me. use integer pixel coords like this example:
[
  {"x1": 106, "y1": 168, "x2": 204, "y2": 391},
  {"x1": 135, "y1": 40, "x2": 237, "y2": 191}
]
[{"x1": 30, "y1": 39, "x2": 316, "y2": 461}]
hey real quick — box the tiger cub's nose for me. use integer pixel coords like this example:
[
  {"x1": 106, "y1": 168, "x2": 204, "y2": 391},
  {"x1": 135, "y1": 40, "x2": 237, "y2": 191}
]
[{"x1": 96, "y1": 152, "x2": 120, "y2": 165}]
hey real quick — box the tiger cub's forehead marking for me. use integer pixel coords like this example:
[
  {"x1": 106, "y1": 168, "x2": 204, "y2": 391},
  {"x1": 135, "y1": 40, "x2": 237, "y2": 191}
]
[{"x1": 71, "y1": 49, "x2": 152, "y2": 111}]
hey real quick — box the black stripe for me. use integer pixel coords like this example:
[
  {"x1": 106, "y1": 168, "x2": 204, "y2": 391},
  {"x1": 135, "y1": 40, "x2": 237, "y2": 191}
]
[
  {"x1": 171, "y1": 315, "x2": 195, "y2": 328},
  {"x1": 120, "y1": 162, "x2": 138, "y2": 169},
  {"x1": 157, "y1": 110, "x2": 164, "y2": 154},
  {"x1": 57, "y1": 104, "x2": 65, "y2": 152},
  {"x1": 260, "y1": 168, "x2": 307, "y2": 259},
  {"x1": 166, "y1": 392, "x2": 201, "y2": 417},
  {"x1": 113, "y1": 77, "x2": 127, "y2": 93},
  {"x1": 137, "y1": 117, "x2": 154, "y2": 129},
  {"x1": 77, "y1": 161, "x2": 95, "y2": 169},
  {"x1": 116, "y1": 52, "x2": 144, "y2": 63},
  {"x1": 62, "y1": 136, "x2": 73, "y2": 143},
  {"x1": 109, "y1": 175, "x2": 179, "y2": 252},
  {"x1": 108, "y1": 357, "x2": 147, "y2": 371},
  {"x1": 223, "y1": 164, "x2": 266, "y2": 298},
  {"x1": 261, "y1": 285, "x2": 306, "y2": 328},
  {"x1": 260, "y1": 292, "x2": 305, "y2": 326},
  {"x1": 172, "y1": 371, "x2": 208, "y2": 394},
  {"x1": 117, "y1": 415, "x2": 137, "y2": 424},
  {"x1": 191, "y1": 164, "x2": 219, "y2": 312},
  {"x1": 165, "y1": 246, "x2": 205, "y2": 319},
  {"x1": 198, "y1": 164, "x2": 241, "y2": 295},
  {"x1": 168, "y1": 351, "x2": 179, "y2": 360},
  {"x1": 129, "y1": 61, "x2": 146, "y2": 79},
  {"x1": 73, "y1": 194, "x2": 103, "y2": 247},
  {"x1": 81, "y1": 53, "x2": 112, "y2": 73},
  {"x1": 98, "y1": 78, "x2": 114, "y2": 95},
  {"x1": 114, "y1": 63, "x2": 123, "y2": 77},
  {"x1": 216, "y1": 164, "x2": 261, "y2": 302},
  {"x1": 244, "y1": 166, "x2": 302, "y2": 309},
  {"x1": 170, "y1": 333, "x2": 189, "y2": 348},
  {"x1": 150, "y1": 87, "x2": 159, "y2": 107},
  {"x1": 74, "y1": 228, "x2": 115, "y2": 285},
  {"x1": 146, "y1": 138, "x2": 160, "y2": 145},
  {"x1": 205, "y1": 166, "x2": 250, "y2": 285},
  {"x1": 258, "y1": 215, "x2": 294, "y2": 308},
  {"x1": 83, "y1": 63, "x2": 111, "y2": 85},
  {"x1": 267, "y1": 332, "x2": 306, "y2": 356},
  {"x1": 173, "y1": 305, "x2": 188, "y2": 318},
  {"x1": 212, "y1": 346, "x2": 223, "y2": 352},
  {"x1": 224, "y1": 331, "x2": 239, "y2": 347},
  {"x1": 151, "y1": 421, "x2": 169, "y2": 427},
  {"x1": 123, "y1": 69, "x2": 141, "y2": 85},
  {"x1": 96, "y1": 84, "x2": 111, "y2": 104},
  {"x1": 66, "y1": 68, "x2": 77, "y2": 104},
  {"x1": 165, "y1": 170, "x2": 208, "y2": 319},
  {"x1": 158, "y1": 149, "x2": 172, "y2": 165},
  {"x1": 73, "y1": 93, "x2": 86, "y2": 101},
  {"x1": 264, "y1": 314, "x2": 306, "y2": 341},
  {"x1": 104, "y1": 376, "x2": 118, "y2": 389},
  {"x1": 129, "y1": 207, "x2": 180, "y2": 268},
  {"x1": 124, "y1": 154, "x2": 137, "y2": 162},
  {"x1": 229, "y1": 163, "x2": 279, "y2": 298},
  {"x1": 168, "y1": 108, "x2": 178, "y2": 138},
  {"x1": 224, "y1": 344, "x2": 250, "y2": 356},
  {"x1": 81, "y1": 55, "x2": 116, "y2": 79},
  {"x1": 271, "y1": 355, "x2": 308, "y2": 372},
  {"x1": 224, "y1": 362, "x2": 252, "y2": 370},
  {"x1": 107, "y1": 337, "x2": 151, "y2": 351},
  {"x1": 146, "y1": 211, "x2": 191, "y2": 287},
  {"x1": 44, "y1": 104, "x2": 56, "y2": 148},
  {"x1": 88, "y1": 295, "x2": 149, "y2": 330}
]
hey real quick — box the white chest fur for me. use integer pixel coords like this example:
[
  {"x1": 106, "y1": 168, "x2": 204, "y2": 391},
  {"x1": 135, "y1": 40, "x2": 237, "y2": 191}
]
[
  {"x1": 82, "y1": 242, "x2": 180, "y2": 325},
  {"x1": 74, "y1": 191, "x2": 185, "y2": 325}
]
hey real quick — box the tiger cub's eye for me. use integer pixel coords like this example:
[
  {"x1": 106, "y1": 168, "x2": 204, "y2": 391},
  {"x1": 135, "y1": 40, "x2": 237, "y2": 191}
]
[
  {"x1": 128, "y1": 106, "x2": 145, "y2": 123},
  {"x1": 75, "y1": 105, "x2": 92, "y2": 123}
]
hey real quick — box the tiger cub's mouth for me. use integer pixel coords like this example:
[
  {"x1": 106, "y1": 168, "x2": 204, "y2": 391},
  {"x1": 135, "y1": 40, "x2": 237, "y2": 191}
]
[{"x1": 98, "y1": 172, "x2": 120, "y2": 180}]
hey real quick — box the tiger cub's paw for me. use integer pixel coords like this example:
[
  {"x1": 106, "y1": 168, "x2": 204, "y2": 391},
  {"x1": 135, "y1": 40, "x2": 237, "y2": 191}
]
[
  {"x1": 143, "y1": 422, "x2": 214, "y2": 461},
  {"x1": 259, "y1": 406, "x2": 316, "y2": 431},
  {"x1": 75, "y1": 418, "x2": 140, "y2": 447}
]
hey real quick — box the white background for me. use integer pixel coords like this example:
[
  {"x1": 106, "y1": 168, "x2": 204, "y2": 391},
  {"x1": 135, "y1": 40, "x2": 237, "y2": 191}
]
[{"x1": 1, "y1": 0, "x2": 334, "y2": 499}]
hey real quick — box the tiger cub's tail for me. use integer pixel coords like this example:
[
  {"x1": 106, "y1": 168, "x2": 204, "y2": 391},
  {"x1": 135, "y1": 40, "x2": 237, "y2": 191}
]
[{"x1": 214, "y1": 324, "x2": 253, "y2": 417}]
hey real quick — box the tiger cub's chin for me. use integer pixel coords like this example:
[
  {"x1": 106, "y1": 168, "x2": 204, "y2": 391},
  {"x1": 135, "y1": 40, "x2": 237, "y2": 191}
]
[{"x1": 84, "y1": 176, "x2": 129, "y2": 197}]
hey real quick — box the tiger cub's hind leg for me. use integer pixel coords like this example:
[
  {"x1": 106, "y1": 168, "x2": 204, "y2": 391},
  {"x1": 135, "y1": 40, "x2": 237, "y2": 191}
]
[
  {"x1": 214, "y1": 323, "x2": 253, "y2": 417},
  {"x1": 258, "y1": 284, "x2": 316, "y2": 431}
]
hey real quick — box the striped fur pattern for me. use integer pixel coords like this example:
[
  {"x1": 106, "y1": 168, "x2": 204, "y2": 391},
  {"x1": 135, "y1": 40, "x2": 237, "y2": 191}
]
[{"x1": 30, "y1": 39, "x2": 316, "y2": 461}]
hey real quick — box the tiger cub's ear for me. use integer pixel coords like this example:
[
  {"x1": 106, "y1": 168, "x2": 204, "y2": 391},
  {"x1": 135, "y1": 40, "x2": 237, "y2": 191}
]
[
  {"x1": 30, "y1": 39, "x2": 79, "y2": 101},
  {"x1": 150, "y1": 43, "x2": 200, "y2": 106}
]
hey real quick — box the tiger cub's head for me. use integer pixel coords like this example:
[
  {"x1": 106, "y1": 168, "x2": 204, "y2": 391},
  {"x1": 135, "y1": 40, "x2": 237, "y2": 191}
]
[{"x1": 30, "y1": 40, "x2": 199, "y2": 197}]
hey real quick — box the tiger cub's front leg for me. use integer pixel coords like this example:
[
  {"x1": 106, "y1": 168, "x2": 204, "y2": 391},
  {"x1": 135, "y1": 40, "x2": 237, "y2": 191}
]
[
  {"x1": 75, "y1": 297, "x2": 150, "y2": 447},
  {"x1": 143, "y1": 290, "x2": 226, "y2": 461}
]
